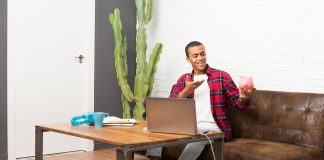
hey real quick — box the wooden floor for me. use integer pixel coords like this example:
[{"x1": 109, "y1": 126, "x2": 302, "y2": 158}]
[{"x1": 41, "y1": 149, "x2": 148, "y2": 160}]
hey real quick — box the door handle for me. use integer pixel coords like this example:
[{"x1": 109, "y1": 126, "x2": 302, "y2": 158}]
[{"x1": 75, "y1": 55, "x2": 84, "y2": 63}]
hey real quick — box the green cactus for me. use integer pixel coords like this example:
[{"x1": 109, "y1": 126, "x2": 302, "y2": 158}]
[{"x1": 109, "y1": 0, "x2": 162, "y2": 120}]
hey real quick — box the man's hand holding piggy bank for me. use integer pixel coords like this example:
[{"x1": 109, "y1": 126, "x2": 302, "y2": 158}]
[{"x1": 238, "y1": 76, "x2": 256, "y2": 101}]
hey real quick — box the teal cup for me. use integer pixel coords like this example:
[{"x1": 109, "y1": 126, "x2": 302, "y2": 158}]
[{"x1": 93, "y1": 112, "x2": 108, "y2": 128}]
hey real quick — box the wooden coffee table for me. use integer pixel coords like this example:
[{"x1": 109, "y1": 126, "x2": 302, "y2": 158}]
[{"x1": 35, "y1": 121, "x2": 224, "y2": 160}]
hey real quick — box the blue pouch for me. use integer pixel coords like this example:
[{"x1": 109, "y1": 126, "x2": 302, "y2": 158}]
[{"x1": 71, "y1": 112, "x2": 109, "y2": 126}]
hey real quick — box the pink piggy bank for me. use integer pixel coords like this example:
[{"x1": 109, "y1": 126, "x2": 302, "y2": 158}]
[{"x1": 239, "y1": 76, "x2": 254, "y2": 91}]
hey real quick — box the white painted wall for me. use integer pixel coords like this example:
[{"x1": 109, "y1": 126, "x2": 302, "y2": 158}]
[{"x1": 147, "y1": 0, "x2": 324, "y2": 97}]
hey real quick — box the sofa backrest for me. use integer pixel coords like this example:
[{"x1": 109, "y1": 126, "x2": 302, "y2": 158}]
[{"x1": 230, "y1": 90, "x2": 324, "y2": 151}]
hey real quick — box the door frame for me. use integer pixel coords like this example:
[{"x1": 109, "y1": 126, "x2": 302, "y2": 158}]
[{"x1": 7, "y1": 0, "x2": 95, "y2": 159}]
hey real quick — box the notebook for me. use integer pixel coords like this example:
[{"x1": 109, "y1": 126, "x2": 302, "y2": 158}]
[
  {"x1": 103, "y1": 116, "x2": 136, "y2": 126},
  {"x1": 145, "y1": 97, "x2": 208, "y2": 135}
]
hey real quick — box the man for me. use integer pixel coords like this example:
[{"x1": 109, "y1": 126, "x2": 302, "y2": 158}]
[{"x1": 147, "y1": 41, "x2": 254, "y2": 160}]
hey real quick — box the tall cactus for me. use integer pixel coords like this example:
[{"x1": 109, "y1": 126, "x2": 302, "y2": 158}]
[{"x1": 109, "y1": 0, "x2": 162, "y2": 120}]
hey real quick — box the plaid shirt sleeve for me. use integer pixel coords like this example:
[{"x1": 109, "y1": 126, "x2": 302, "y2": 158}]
[
  {"x1": 169, "y1": 84, "x2": 182, "y2": 98},
  {"x1": 169, "y1": 74, "x2": 192, "y2": 98},
  {"x1": 214, "y1": 70, "x2": 249, "y2": 141},
  {"x1": 222, "y1": 71, "x2": 249, "y2": 109}
]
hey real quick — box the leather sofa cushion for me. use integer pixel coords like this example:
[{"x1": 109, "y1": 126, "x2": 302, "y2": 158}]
[
  {"x1": 225, "y1": 138, "x2": 321, "y2": 160},
  {"x1": 231, "y1": 90, "x2": 324, "y2": 150}
]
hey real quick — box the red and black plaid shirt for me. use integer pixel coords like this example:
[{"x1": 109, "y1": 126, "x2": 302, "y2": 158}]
[{"x1": 169, "y1": 65, "x2": 248, "y2": 141}]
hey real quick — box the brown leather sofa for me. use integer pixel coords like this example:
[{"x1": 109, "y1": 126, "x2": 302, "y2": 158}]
[{"x1": 161, "y1": 90, "x2": 324, "y2": 160}]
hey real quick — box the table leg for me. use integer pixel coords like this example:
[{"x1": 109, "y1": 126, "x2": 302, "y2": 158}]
[
  {"x1": 35, "y1": 126, "x2": 43, "y2": 160},
  {"x1": 116, "y1": 148, "x2": 134, "y2": 160},
  {"x1": 213, "y1": 138, "x2": 224, "y2": 160}
]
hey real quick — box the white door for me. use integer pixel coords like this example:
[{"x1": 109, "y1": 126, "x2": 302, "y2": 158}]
[{"x1": 8, "y1": 0, "x2": 94, "y2": 158}]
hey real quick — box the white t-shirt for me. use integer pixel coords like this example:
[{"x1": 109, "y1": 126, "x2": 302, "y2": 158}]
[{"x1": 194, "y1": 74, "x2": 220, "y2": 131}]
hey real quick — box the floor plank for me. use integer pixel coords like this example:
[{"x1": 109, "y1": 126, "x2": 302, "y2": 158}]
[{"x1": 19, "y1": 149, "x2": 148, "y2": 160}]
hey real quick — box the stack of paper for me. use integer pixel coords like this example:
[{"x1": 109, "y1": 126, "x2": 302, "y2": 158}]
[{"x1": 103, "y1": 116, "x2": 136, "y2": 126}]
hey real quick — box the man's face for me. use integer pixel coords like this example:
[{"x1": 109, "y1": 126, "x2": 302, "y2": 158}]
[{"x1": 186, "y1": 45, "x2": 207, "y2": 74}]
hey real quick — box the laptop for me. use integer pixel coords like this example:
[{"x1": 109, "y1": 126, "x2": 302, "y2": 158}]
[{"x1": 145, "y1": 97, "x2": 208, "y2": 135}]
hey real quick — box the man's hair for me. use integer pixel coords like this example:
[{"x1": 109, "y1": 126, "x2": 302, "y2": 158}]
[{"x1": 185, "y1": 41, "x2": 204, "y2": 57}]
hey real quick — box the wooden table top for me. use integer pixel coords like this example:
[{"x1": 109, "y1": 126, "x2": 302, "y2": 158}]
[{"x1": 36, "y1": 121, "x2": 223, "y2": 148}]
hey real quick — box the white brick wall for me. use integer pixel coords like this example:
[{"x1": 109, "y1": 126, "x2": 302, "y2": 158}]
[{"x1": 147, "y1": 0, "x2": 324, "y2": 97}]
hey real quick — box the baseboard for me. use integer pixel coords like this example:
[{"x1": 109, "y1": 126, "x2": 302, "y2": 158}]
[{"x1": 0, "y1": 153, "x2": 7, "y2": 160}]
